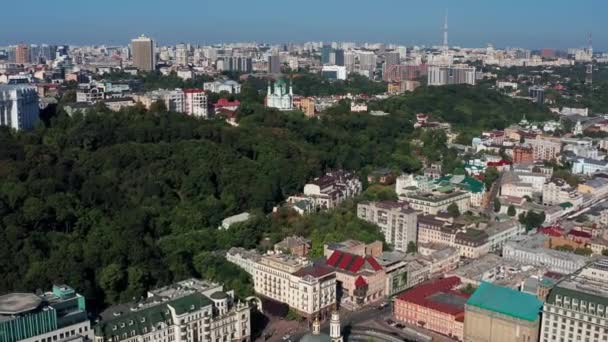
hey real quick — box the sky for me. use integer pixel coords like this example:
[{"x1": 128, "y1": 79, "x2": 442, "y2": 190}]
[{"x1": 1, "y1": 0, "x2": 605, "y2": 50}]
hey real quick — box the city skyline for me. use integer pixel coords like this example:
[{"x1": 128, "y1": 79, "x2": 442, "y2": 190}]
[{"x1": 0, "y1": 0, "x2": 605, "y2": 50}]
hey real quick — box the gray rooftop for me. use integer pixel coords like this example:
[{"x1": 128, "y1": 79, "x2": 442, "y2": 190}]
[{"x1": 0, "y1": 293, "x2": 42, "y2": 315}]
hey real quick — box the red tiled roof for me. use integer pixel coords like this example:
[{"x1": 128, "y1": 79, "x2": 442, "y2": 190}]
[
  {"x1": 487, "y1": 159, "x2": 511, "y2": 167},
  {"x1": 568, "y1": 230, "x2": 592, "y2": 238},
  {"x1": 539, "y1": 226, "x2": 564, "y2": 237},
  {"x1": 183, "y1": 88, "x2": 204, "y2": 93},
  {"x1": 396, "y1": 277, "x2": 469, "y2": 317},
  {"x1": 348, "y1": 257, "x2": 365, "y2": 272},
  {"x1": 366, "y1": 256, "x2": 383, "y2": 271},
  {"x1": 338, "y1": 253, "x2": 353, "y2": 269},
  {"x1": 355, "y1": 276, "x2": 367, "y2": 287},
  {"x1": 326, "y1": 250, "x2": 342, "y2": 267},
  {"x1": 215, "y1": 98, "x2": 240, "y2": 107}
]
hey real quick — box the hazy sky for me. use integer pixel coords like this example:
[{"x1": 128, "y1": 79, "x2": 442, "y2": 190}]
[{"x1": 1, "y1": 0, "x2": 604, "y2": 50}]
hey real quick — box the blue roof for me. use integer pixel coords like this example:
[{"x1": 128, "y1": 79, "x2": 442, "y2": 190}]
[{"x1": 466, "y1": 282, "x2": 542, "y2": 322}]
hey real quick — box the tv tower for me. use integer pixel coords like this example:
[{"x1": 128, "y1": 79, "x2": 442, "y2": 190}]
[
  {"x1": 443, "y1": 10, "x2": 449, "y2": 53},
  {"x1": 586, "y1": 33, "x2": 593, "y2": 85}
]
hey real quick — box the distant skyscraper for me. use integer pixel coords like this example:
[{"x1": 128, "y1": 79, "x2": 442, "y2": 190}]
[
  {"x1": 321, "y1": 45, "x2": 332, "y2": 65},
  {"x1": 529, "y1": 86, "x2": 545, "y2": 105},
  {"x1": 428, "y1": 65, "x2": 476, "y2": 86},
  {"x1": 131, "y1": 35, "x2": 155, "y2": 71},
  {"x1": 443, "y1": 10, "x2": 449, "y2": 52},
  {"x1": 0, "y1": 84, "x2": 40, "y2": 131},
  {"x1": 334, "y1": 49, "x2": 345, "y2": 66},
  {"x1": 175, "y1": 43, "x2": 188, "y2": 66},
  {"x1": 15, "y1": 44, "x2": 30, "y2": 64},
  {"x1": 268, "y1": 55, "x2": 281, "y2": 74}
]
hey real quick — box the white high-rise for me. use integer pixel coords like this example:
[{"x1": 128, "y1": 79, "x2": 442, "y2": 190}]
[{"x1": 0, "y1": 84, "x2": 39, "y2": 131}]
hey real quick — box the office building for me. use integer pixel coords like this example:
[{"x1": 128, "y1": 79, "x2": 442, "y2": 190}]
[
  {"x1": 15, "y1": 44, "x2": 30, "y2": 64},
  {"x1": 268, "y1": 55, "x2": 281, "y2": 74},
  {"x1": 334, "y1": 49, "x2": 345, "y2": 66},
  {"x1": 0, "y1": 284, "x2": 92, "y2": 342},
  {"x1": 321, "y1": 65, "x2": 347, "y2": 80},
  {"x1": 357, "y1": 201, "x2": 417, "y2": 253},
  {"x1": 94, "y1": 279, "x2": 250, "y2": 342},
  {"x1": 321, "y1": 45, "x2": 332, "y2": 65},
  {"x1": 539, "y1": 259, "x2": 608, "y2": 342},
  {"x1": 428, "y1": 64, "x2": 476, "y2": 86},
  {"x1": 529, "y1": 86, "x2": 545, "y2": 105},
  {"x1": 394, "y1": 277, "x2": 469, "y2": 341},
  {"x1": 131, "y1": 35, "x2": 155, "y2": 71},
  {"x1": 183, "y1": 89, "x2": 208, "y2": 118},
  {"x1": 465, "y1": 282, "x2": 543, "y2": 342},
  {"x1": 0, "y1": 84, "x2": 39, "y2": 131}
]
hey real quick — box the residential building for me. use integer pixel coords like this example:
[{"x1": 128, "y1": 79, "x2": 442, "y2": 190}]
[
  {"x1": 417, "y1": 215, "x2": 490, "y2": 259},
  {"x1": 540, "y1": 259, "x2": 608, "y2": 342},
  {"x1": 93, "y1": 279, "x2": 250, "y2": 342},
  {"x1": 513, "y1": 146, "x2": 534, "y2": 164},
  {"x1": 542, "y1": 179, "x2": 583, "y2": 207},
  {"x1": 525, "y1": 136, "x2": 562, "y2": 161},
  {"x1": 428, "y1": 64, "x2": 476, "y2": 86},
  {"x1": 529, "y1": 86, "x2": 545, "y2": 104},
  {"x1": 183, "y1": 89, "x2": 208, "y2": 118},
  {"x1": 131, "y1": 36, "x2": 155, "y2": 71},
  {"x1": 0, "y1": 285, "x2": 92, "y2": 342},
  {"x1": 15, "y1": 44, "x2": 30, "y2": 64},
  {"x1": 503, "y1": 235, "x2": 590, "y2": 274},
  {"x1": 394, "y1": 277, "x2": 469, "y2": 341},
  {"x1": 465, "y1": 282, "x2": 543, "y2": 342},
  {"x1": 76, "y1": 86, "x2": 105, "y2": 103},
  {"x1": 323, "y1": 240, "x2": 383, "y2": 259},
  {"x1": 501, "y1": 171, "x2": 546, "y2": 198},
  {"x1": 294, "y1": 97, "x2": 315, "y2": 117},
  {"x1": 357, "y1": 201, "x2": 418, "y2": 253},
  {"x1": 0, "y1": 84, "x2": 39, "y2": 131},
  {"x1": 102, "y1": 98, "x2": 135, "y2": 112},
  {"x1": 265, "y1": 79, "x2": 293, "y2": 111},
  {"x1": 287, "y1": 171, "x2": 362, "y2": 212},
  {"x1": 274, "y1": 236, "x2": 311, "y2": 257},
  {"x1": 403, "y1": 190, "x2": 471, "y2": 215}
]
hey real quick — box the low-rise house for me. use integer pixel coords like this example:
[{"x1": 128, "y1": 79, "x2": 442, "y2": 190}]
[
  {"x1": 219, "y1": 212, "x2": 250, "y2": 230},
  {"x1": 274, "y1": 236, "x2": 311, "y2": 257},
  {"x1": 286, "y1": 170, "x2": 362, "y2": 213}
]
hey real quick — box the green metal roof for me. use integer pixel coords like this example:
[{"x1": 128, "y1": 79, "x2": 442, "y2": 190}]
[
  {"x1": 466, "y1": 282, "x2": 542, "y2": 322},
  {"x1": 95, "y1": 293, "x2": 212, "y2": 338},
  {"x1": 559, "y1": 202, "x2": 573, "y2": 209}
]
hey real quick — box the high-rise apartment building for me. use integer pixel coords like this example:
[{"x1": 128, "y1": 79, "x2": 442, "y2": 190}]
[
  {"x1": 357, "y1": 201, "x2": 418, "y2": 253},
  {"x1": 540, "y1": 259, "x2": 608, "y2": 342},
  {"x1": 528, "y1": 86, "x2": 545, "y2": 105},
  {"x1": 321, "y1": 45, "x2": 332, "y2": 65},
  {"x1": 15, "y1": 44, "x2": 30, "y2": 64},
  {"x1": 0, "y1": 84, "x2": 40, "y2": 131},
  {"x1": 268, "y1": 55, "x2": 281, "y2": 74},
  {"x1": 175, "y1": 43, "x2": 188, "y2": 66},
  {"x1": 131, "y1": 35, "x2": 155, "y2": 71},
  {"x1": 183, "y1": 89, "x2": 208, "y2": 118},
  {"x1": 428, "y1": 64, "x2": 476, "y2": 86},
  {"x1": 0, "y1": 284, "x2": 92, "y2": 342},
  {"x1": 334, "y1": 49, "x2": 345, "y2": 66}
]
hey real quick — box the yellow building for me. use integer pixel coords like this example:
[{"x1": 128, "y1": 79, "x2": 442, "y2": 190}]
[{"x1": 464, "y1": 282, "x2": 542, "y2": 342}]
